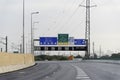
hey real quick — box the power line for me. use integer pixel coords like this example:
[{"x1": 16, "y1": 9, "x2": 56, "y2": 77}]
[
  {"x1": 39, "y1": 0, "x2": 71, "y2": 36},
  {"x1": 60, "y1": 6, "x2": 80, "y2": 32},
  {"x1": 48, "y1": 0, "x2": 78, "y2": 34},
  {"x1": 54, "y1": 0, "x2": 86, "y2": 34},
  {"x1": 55, "y1": 0, "x2": 79, "y2": 33}
]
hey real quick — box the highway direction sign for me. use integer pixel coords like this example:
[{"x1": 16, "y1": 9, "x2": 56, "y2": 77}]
[
  {"x1": 74, "y1": 39, "x2": 86, "y2": 45},
  {"x1": 69, "y1": 37, "x2": 74, "y2": 45},
  {"x1": 58, "y1": 34, "x2": 69, "y2": 45},
  {"x1": 39, "y1": 37, "x2": 57, "y2": 45}
]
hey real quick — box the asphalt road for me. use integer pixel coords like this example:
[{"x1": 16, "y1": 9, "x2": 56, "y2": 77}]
[{"x1": 0, "y1": 60, "x2": 120, "y2": 80}]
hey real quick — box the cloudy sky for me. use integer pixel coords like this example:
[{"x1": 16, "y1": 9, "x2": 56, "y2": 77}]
[{"x1": 0, "y1": 0, "x2": 120, "y2": 55}]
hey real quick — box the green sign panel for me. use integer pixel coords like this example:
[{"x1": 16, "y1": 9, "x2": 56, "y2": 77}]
[{"x1": 58, "y1": 34, "x2": 69, "y2": 45}]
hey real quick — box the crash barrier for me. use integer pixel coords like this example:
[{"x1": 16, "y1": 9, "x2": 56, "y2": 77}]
[{"x1": 0, "y1": 53, "x2": 35, "y2": 73}]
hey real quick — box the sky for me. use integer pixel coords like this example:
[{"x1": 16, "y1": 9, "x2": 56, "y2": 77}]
[{"x1": 0, "y1": 0, "x2": 120, "y2": 56}]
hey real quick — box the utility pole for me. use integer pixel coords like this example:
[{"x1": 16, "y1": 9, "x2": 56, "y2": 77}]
[
  {"x1": 5, "y1": 36, "x2": 8, "y2": 52},
  {"x1": 80, "y1": 0, "x2": 96, "y2": 59},
  {"x1": 99, "y1": 45, "x2": 101, "y2": 58},
  {"x1": 26, "y1": 43, "x2": 27, "y2": 53},
  {"x1": 93, "y1": 42, "x2": 97, "y2": 58},
  {"x1": 20, "y1": 44, "x2": 22, "y2": 53},
  {"x1": 85, "y1": 0, "x2": 91, "y2": 58},
  {"x1": 92, "y1": 42, "x2": 95, "y2": 57},
  {"x1": 1, "y1": 48, "x2": 2, "y2": 52},
  {"x1": 0, "y1": 36, "x2": 8, "y2": 52}
]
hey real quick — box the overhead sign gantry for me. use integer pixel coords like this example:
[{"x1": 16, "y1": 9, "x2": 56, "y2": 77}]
[{"x1": 34, "y1": 34, "x2": 88, "y2": 51}]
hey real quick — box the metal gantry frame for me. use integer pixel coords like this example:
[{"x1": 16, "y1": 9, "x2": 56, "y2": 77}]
[{"x1": 33, "y1": 39, "x2": 88, "y2": 52}]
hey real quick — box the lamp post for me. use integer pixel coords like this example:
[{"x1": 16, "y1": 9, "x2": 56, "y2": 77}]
[
  {"x1": 23, "y1": 0, "x2": 25, "y2": 53},
  {"x1": 33, "y1": 21, "x2": 39, "y2": 55},
  {"x1": 31, "y1": 12, "x2": 39, "y2": 54}
]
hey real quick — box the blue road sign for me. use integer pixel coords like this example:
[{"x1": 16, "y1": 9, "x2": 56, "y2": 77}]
[
  {"x1": 69, "y1": 37, "x2": 74, "y2": 45},
  {"x1": 40, "y1": 37, "x2": 57, "y2": 45},
  {"x1": 74, "y1": 39, "x2": 86, "y2": 45}
]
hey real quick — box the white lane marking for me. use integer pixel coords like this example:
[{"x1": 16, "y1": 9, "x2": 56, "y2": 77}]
[
  {"x1": 76, "y1": 76, "x2": 90, "y2": 79},
  {"x1": 45, "y1": 76, "x2": 49, "y2": 78},
  {"x1": 53, "y1": 72, "x2": 56, "y2": 74},
  {"x1": 72, "y1": 65, "x2": 91, "y2": 80}
]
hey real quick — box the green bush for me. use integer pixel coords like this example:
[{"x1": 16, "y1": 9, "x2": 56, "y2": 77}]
[{"x1": 35, "y1": 55, "x2": 68, "y2": 61}]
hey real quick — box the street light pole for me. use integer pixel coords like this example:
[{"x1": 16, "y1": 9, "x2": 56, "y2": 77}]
[
  {"x1": 23, "y1": 0, "x2": 25, "y2": 53},
  {"x1": 31, "y1": 12, "x2": 39, "y2": 54}
]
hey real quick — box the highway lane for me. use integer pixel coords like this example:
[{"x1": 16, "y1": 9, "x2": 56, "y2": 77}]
[
  {"x1": 75, "y1": 61, "x2": 120, "y2": 80},
  {"x1": 40, "y1": 61, "x2": 120, "y2": 80},
  {"x1": 0, "y1": 61, "x2": 87, "y2": 80},
  {"x1": 0, "y1": 63, "x2": 61, "y2": 80},
  {"x1": 41, "y1": 62, "x2": 76, "y2": 80},
  {"x1": 0, "y1": 60, "x2": 120, "y2": 80}
]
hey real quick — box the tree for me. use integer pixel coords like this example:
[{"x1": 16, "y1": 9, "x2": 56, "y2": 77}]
[
  {"x1": 111, "y1": 53, "x2": 120, "y2": 58},
  {"x1": 75, "y1": 55, "x2": 82, "y2": 58},
  {"x1": 100, "y1": 55, "x2": 110, "y2": 59}
]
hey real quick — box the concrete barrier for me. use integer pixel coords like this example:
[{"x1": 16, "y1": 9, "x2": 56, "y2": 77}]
[{"x1": 0, "y1": 53, "x2": 35, "y2": 73}]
